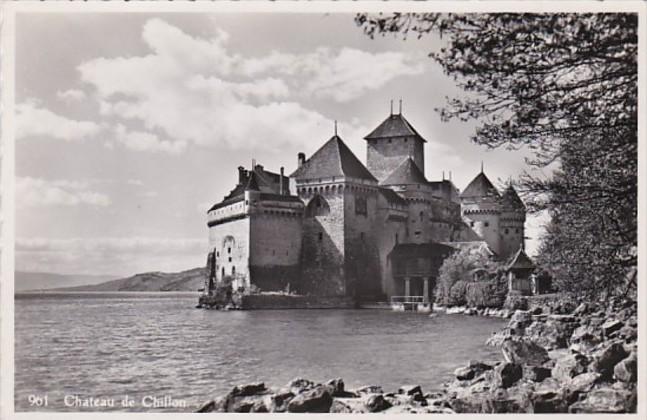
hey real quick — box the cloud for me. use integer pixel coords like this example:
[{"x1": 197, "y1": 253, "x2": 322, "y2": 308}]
[
  {"x1": 78, "y1": 18, "x2": 421, "y2": 152},
  {"x1": 242, "y1": 48, "x2": 425, "y2": 102},
  {"x1": 56, "y1": 89, "x2": 87, "y2": 102},
  {"x1": 16, "y1": 100, "x2": 103, "y2": 141},
  {"x1": 111, "y1": 124, "x2": 186, "y2": 154},
  {"x1": 16, "y1": 177, "x2": 111, "y2": 208}
]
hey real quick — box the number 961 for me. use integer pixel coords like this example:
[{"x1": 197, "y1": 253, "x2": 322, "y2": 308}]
[{"x1": 28, "y1": 395, "x2": 48, "y2": 406}]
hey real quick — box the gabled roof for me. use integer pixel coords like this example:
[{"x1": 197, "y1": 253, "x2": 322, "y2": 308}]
[
  {"x1": 245, "y1": 171, "x2": 260, "y2": 191},
  {"x1": 364, "y1": 113, "x2": 426, "y2": 143},
  {"x1": 290, "y1": 135, "x2": 377, "y2": 182},
  {"x1": 379, "y1": 187, "x2": 407, "y2": 207},
  {"x1": 506, "y1": 247, "x2": 535, "y2": 271},
  {"x1": 461, "y1": 172, "x2": 500, "y2": 199},
  {"x1": 389, "y1": 242, "x2": 455, "y2": 259},
  {"x1": 500, "y1": 184, "x2": 525, "y2": 210},
  {"x1": 381, "y1": 157, "x2": 428, "y2": 185}
]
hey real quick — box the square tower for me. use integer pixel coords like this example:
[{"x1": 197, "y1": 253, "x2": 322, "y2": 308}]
[{"x1": 364, "y1": 110, "x2": 426, "y2": 183}]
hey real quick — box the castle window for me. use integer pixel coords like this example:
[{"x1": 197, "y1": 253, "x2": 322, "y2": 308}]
[
  {"x1": 221, "y1": 267, "x2": 225, "y2": 278},
  {"x1": 419, "y1": 211, "x2": 424, "y2": 222},
  {"x1": 318, "y1": 232, "x2": 323, "y2": 241},
  {"x1": 216, "y1": 251, "x2": 219, "y2": 257},
  {"x1": 505, "y1": 228, "x2": 509, "y2": 234},
  {"x1": 415, "y1": 231, "x2": 421, "y2": 236},
  {"x1": 355, "y1": 196, "x2": 367, "y2": 215},
  {"x1": 232, "y1": 266, "x2": 236, "y2": 276},
  {"x1": 395, "y1": 233, "x2": 399, "y2": 244},
  {"x1": 388, "y1": 139, "x2": 392, "y2": 143},
  {"x1": 228, "y1": 247, "x2": 231, "y2": 254},
  {"x1": 484, "y1": 222, "x2": 489, "y2": 227},
  {"x1": 515, "y1": 228, "x2": 520, "y2": 234},
  {"x1": 228, "y1": 257, "x2": 232, "y2": 262},
  {"x1": 404, "y1": 138, "x2": 408, "y2": 142},
  {"x1": 470, "y1": 221, "x2": 475, "y2": 227}
]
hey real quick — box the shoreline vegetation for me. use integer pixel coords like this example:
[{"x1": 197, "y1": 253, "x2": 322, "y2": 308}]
[{"x1": 197, "y1": 293, "x2": 637, "y2": 414}]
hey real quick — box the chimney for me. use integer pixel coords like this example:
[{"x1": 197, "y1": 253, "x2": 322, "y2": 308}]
[
  {"x1": 298, "y1": 152, "x2": 306, "y2": 168},
  {"x1": 449, "y1": 171, "x2": 452, "y2": 181},
  {"x1": 252, "y1": 158, "x2": 257, "y2": 169},
  {"x1": 279, "y1": 167, "x2": 285, "y2": 195},
  {"x1": 238, "y1": 166, "x2": 246, "y2": 184},
  {"x1": 442, "y1": 171, "x2": 445, "y2": 181}
]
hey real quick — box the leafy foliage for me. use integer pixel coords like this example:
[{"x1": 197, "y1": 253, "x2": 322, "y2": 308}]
[
  {"x1": 435, "y1": 247, "x2": 501, "y2": 306},
  {"x1": 356, "y1": 13, "x2": 638, "y2": 296}
]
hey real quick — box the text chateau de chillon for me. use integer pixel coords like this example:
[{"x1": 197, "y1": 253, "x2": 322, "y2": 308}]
[{"x1": 204, "y1": 107, "x2": 527, "y2": 303}]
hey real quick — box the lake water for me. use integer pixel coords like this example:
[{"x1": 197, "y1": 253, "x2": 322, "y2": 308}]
[{"x1": 14, "y1": 292, "x2": 506, "y2": 412}]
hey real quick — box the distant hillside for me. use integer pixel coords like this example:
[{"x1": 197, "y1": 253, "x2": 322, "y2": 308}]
[
  {"x1": 53, "y1": 267, "x2": 206, "y2": 292},
  {"x1": 15, "y1": 272, "x2": 118, "y2": 292}
]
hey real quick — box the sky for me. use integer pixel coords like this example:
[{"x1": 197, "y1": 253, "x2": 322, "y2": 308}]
[{"x1": 15, "y1": 12, "x2": 549, "y2": 276}]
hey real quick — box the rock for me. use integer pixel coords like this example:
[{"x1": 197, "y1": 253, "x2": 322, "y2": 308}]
[
  {"x1": 250, "y1": 399, "x2": 269, "y2": 413},
  {"x1": 530, "y1": 380, "x2": 568, "y2": 413},
  {"x1": 494, "y1": 362, "x2": 523, "y2": 388},
  {"x1": 398, "y1": 384, "x2": 423, "y2": 397},
  {"x1": 572, "y1": 302, "x2": 590, "y2": 316},
  {"x1": 568, "y1": 387, "x2": 636, "y2": 413},
  {"x1": 329, "y1": 398, "x2": 368, "y2": 413},
  {"x1": 454, "y1": 360, "x2": 493, "y2": 380},
  {"x1": 552, "y1": 352, "x2": 589, "y2": 383},
  {"x1": 196, "y1": 400, "x2": 215, "y2": 412},
  {"x1": 566, "y1": 372, "x2": 601, "y2": 398},
  {"x1": 481, "y1": 388, "x2": 532, "y2": 413},
  {"x1": 591, "y1": 341, "x2": 628, "y2": 379},
  {"x1": 569, "y1": 325, "x2": 601, "y2": 351},
  {"x1": 601, "y1": 319, "x2": 624, "y2": 337},
  {"x1": 232, "y1": 382, "x2": 266, "y2": 397},
  {"x1": 447, "y1": 306, "x2": 466, "y2": 315},
  {"x1": 287, "y1": 385, "x2": 333, "y2": 413},
  {"x1": 364, "y1": 394, "x2": 392, "y2": 412},
  {"x1": 617, "y1": 325, "x2": 637, "y2": 342},
  {"x1": 267, "y1": 391, "x2": 294, "y2": 412},
  {"x1": 525, "y1": 320, "x2": 576, "y2": 350},
  {"x1": 501, "y1": 338, "x2": 550, "y2": 366},
  {"x1": 523, "y1": 365, "x2": 552, "y2": 382},
  {"x1": 613, "y1": 352, "x2": 637, "y2": 382},
  {"x1": 354, "y1": 385, "x2": 383, "y2": 395},
  {"x1": 325, "y1": 378, "x2": 354, "y2": 397},
  {"x1": 286, "y1": 377, "x2": 314, "y2": 394},
  {"x1": 229, "y1": 396, "x2": 264, "y2": 413}
]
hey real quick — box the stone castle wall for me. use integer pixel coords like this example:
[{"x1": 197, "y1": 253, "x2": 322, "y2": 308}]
[{"x1": 208, "y1": 216, "x2": 251, "y2": 291}]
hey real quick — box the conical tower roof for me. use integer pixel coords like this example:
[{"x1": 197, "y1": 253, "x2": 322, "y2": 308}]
[
  {"x1": 461, "y1": 171, "x2": 500, "y2": 199},
  {"x1": 500, "y1": 184, "x2": 525, "y2": 211},
  {"x1": 364, "y1": 113, "x2": 426, "y2": 143},
  {"x1": 290, "y1": 135, "x2": 377, "y2": 182},
  {"x1": 381, "y1": 157, "x2": 428, "y2": 185}
]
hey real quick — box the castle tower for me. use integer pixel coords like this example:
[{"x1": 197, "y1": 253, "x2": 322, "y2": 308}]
[
  {"x1": 460, "y1": 170, "x2": 502, "y2": 255},
  {"x1": 499, "y1": 183, "x2": 526, "y2": 259},
  {"x1": 290, "y1": 134, "x2": 382, "y2": 298},
  {"x1": 364, "y1": 105, "x2": 426, "y2": 183}
]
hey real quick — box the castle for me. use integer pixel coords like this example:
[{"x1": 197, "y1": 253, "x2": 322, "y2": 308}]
[{"x1": 204, "y1": 106, "x2": 526, "y2": 303}]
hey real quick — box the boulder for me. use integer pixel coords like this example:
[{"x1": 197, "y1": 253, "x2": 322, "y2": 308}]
[
  {"x1": 287, "y1": 385, "x2": 333, "y2": 413},
  {"x1": 523, "y1": 365, "x2": 552, "y2": 382},
  {"x1": 267, "y1": 391, "x2": 294, "y2": 412},
  {"x1": 354, "y1": 385, "x2": 384, "y2": 395},
  {"x1": 601, "y1": 319, "x2": 624, "y2": 337},
  {"x1": 530, "y1": 379, "x2": 568, "y2": 413},
  {"x1": 566, "y1": 372, "x2": 600, "y2": 399},
  {"x1": 231, "y1": 382, "x2": 266, "y2": 397},
  {"x1": 329, "y1": 398, "x2": 368, "y2": 413},
  {"x1": 324, "y1": 378, "x2": 355, "y2": 397},
  {"x1": 568, "y1": 387, "x2": 636, "y2": 413},
  {"x1": 364, "y1": 394, "x2": 393, "y2": 412},
  {"x1": 569, "y1": 325, "x2": 601, "y2": 351},
  {"x1": 196, "y1": 400, "x2": 215, "y2": 412},
  {"x1": 613, "y1": 352, "x2": 637, "y2": 383},
  {"x1": 454, "y1": 360, "x2": 493, "y2": 380},
  {"x1": 286, "y1": 377, "x2": 315, "y2": 394},
  {"x1": 494, "y1": 362, "x2": 523, "y2": 389},
  {"x1": 525, "y1": 320, "x2": 576, "y2": 350},
  {"x1": 551, "y1": 352, "x2": 589, "y2": 383},
  {"x1": 591, "y1": 341, "x2": 628, "y2": 379},
  {"x1": 501, "y1": 338, "x2": 550, "y2": 366},
  {"x1": 481, "y1": 389, "x2": 532, "y2": 413},
  {"x1": 398, "y1": 384, "x2": 423, "y2": 397}
]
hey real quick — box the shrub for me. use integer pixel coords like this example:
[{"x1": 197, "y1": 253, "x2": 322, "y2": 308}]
[{"x1": 466, "y1": 276, "x2": 508, "y2": 308}]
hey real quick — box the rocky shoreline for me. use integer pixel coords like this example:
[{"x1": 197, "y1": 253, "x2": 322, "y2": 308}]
[{"x1": 196, "y1": 295, "x2": 637, "y2": 413}]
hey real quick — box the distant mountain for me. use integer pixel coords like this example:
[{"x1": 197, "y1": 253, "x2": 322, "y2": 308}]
[
  {"x1": 15, "y1": 267, "x2": 206, "y2": 292},
  {"x1": 53, "y1": 267, "x2": 206, "y2": 292},
  {"x1": 15, "y1": 272, "x2": 119, "y2": 292}
]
